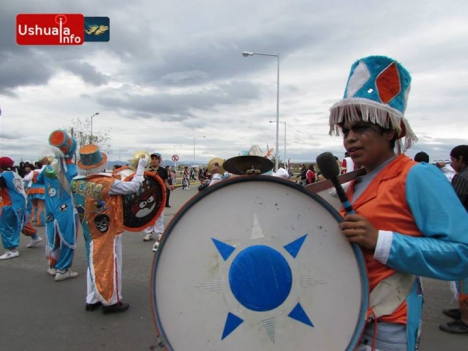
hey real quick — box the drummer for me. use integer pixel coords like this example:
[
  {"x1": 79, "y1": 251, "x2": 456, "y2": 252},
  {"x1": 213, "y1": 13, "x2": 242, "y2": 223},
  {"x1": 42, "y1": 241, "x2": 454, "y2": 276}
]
[
  {"x1": 328, "y1": 55, "x2": 468, "y2": 350},
  {"x1": 142, "y1": 152, "x2": 175, "y2": 252}
]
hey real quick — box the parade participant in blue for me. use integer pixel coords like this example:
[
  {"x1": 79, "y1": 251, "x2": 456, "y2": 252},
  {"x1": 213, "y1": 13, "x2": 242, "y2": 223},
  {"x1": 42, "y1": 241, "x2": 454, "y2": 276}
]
[
  {"x1": 72, "y1": 144, "x2": 147, "y2": 314},
  {"x1": 36, "y1": 130, "x2": 79, "y2": 281},
  {"x1": 0, "y1": 157, "x2": 41, "y2": 259},
  {"x1": 328, "y1": 55, "x2": 468, "y2": 350}
]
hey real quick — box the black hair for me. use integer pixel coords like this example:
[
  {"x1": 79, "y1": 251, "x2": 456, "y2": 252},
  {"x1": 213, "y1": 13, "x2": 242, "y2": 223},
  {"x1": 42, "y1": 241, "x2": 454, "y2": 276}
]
[
  {"x1": 414, "y1": 151, "x2": 429, "y2": 163},
  {"x1": 376, "y1": 126, "x2": 398, "y2": 149},
  {"x1": 450, "y1": 145, "x2": 468, "y2": 164}
]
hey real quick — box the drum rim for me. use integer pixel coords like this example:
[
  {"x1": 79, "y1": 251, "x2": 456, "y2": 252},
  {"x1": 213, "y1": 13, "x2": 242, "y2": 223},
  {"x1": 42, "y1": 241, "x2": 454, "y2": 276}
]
[{"x1": 150, "y1": 175, "x2": 369, "y2": 350}]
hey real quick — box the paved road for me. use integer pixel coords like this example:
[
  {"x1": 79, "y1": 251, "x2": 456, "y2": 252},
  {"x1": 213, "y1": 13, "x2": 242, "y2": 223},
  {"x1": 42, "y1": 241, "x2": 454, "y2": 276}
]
[{"x1": 0, "y1": 185, "x2": 466, "y2": 350}]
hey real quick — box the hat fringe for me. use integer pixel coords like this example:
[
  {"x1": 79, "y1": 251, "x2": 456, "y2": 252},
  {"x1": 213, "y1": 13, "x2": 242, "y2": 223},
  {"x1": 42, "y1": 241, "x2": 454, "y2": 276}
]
[
  {"x1": 78, "y1": 167, "x2": 105, "y2": 177},
  {"x1": 329, "y1": 98, "x2": 417, "y2": 152}
]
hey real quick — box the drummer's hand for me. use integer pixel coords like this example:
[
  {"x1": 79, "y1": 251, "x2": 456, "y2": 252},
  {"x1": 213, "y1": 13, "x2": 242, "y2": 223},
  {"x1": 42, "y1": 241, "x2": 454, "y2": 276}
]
[
  {"x1": 138, "y1": 156, "x2": 147, "y2": 168},
  {"x1": 339, "y1": 214, "x2": 379, "y2": 250}
]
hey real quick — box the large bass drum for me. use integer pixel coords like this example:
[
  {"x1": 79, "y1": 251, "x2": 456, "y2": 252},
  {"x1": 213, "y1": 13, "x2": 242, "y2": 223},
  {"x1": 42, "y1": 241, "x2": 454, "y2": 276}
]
[{"x1": 151, "y1": 176, "x2": 368, "y2": 350}]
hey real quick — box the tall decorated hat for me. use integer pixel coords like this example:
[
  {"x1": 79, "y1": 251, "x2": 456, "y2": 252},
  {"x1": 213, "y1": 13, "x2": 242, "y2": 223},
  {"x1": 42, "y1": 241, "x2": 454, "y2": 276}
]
[
  {"x1": 77, "y1": 144, "x2": 107, "y2": 170},
  {"x1": 49, "y1": 129, "x2": 77, "y2": 159},
  {"x1": 329, "y1": 55, "x2": 417, "y2": 152}
]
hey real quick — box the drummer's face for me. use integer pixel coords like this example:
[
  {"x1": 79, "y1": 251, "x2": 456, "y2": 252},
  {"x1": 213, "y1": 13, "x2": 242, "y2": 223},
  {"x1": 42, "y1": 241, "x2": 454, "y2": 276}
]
[
  {"x1": 341, "y1": 120, "x2": 396, "y2": 172},
  {"x1": 151, "y1": 157, "x2": 160, "y2": 167}
]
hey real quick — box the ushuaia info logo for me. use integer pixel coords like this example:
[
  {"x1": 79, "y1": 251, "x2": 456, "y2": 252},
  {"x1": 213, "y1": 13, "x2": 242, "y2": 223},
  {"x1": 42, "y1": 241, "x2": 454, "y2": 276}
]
[{"x1": 16, "y1": 14, "x2": 84, "y2": 45}]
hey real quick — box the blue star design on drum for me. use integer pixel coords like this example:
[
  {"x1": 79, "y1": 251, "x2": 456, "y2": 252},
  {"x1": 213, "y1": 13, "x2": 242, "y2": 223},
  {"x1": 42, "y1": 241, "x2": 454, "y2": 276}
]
[{"x1": 212, "y1": 232, "x2": 313, "y2": 341}]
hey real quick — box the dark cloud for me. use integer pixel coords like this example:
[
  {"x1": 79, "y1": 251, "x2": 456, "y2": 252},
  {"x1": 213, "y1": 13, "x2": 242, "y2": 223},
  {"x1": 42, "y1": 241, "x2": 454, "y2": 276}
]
[
  {"x1": 94, "y1": 80, "x2": 263, "y2": 120},
  {"x1": 0, "y1": 51, "x2": 55, "y2": 94},
  {"x1": 62, "y1": 61, "x2": 110, "y2": 86},
  {"x1": 126, "y1": 31, "x2": 317, "y2": 87}
]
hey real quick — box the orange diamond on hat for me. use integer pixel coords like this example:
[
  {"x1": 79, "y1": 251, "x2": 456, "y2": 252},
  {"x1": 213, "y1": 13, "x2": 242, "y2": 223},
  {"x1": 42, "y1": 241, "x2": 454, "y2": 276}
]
[{"x1": 376, "y1": 62, "x2": 401, "y2": 104}]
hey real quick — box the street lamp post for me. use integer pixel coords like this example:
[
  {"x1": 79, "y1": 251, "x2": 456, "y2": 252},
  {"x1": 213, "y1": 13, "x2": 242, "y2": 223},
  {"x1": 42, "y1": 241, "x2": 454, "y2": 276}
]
[
  {"x1": 243, "y1": 51, "x2": 280, "y2": 170},
  {"x1": 90, "y1": 112, "x2": 99, "y2": 143},
  {"x1": 270, "y1": 121, "x2": 286, "y2": 166},
  {"x1": 193, "y1": 136, "x2": 206, "y2": 166}
]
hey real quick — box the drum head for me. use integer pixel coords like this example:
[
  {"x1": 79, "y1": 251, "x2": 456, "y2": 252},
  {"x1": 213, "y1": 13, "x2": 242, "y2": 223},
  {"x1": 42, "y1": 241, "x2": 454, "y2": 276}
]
[
  {"x1": 151, "y1": 176, "x2": 368, "y2": 350},
  {"x1": 121, "y1": 171, "x2": 166, "y2": 232}
]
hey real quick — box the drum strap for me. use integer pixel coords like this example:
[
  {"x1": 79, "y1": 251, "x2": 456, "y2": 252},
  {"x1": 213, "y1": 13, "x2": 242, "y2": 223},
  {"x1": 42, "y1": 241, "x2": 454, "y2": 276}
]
[{"x1": 368, "y1": 272, "x2": 415, "y2": 320}]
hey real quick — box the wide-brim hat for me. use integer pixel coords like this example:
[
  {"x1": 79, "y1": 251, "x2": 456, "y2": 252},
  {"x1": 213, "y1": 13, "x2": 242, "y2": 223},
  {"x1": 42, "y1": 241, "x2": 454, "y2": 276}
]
[
  {"x1": 77, "y1": 144, "x2": 107, "y2": 170},
  {"x1": 207, "y1": 157, "x2": 225, "y2": 174},
  {"x1": 224, "y1": 156, "x2": 274, "y2": 175},
  {"x1": 224, "y1": 145, "x2": 275, "y2": 175},
  {"x1": 329, "y1": 55, "x2": 417, "y2": 152}
]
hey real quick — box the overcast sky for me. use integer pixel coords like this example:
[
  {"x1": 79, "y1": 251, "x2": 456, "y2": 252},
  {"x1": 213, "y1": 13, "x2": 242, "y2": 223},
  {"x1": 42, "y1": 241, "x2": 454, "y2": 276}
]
[{"x1": 1, "y1": 0, "x2": 467, "y2": 166}]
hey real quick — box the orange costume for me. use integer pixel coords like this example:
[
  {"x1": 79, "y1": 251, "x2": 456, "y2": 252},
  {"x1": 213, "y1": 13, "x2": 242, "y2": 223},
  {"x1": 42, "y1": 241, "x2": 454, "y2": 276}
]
[
  {"x1": 343, "y1": 154, "x2": 468, "y2": 350},
  {"x1": 344, "y1": 155, "x2": 420, "y2": 325},
  {"x1": 72, "y1": 144, "x2": 146, "y2": 312},
  {"x1": 73, "y1": 175, "x2": 124, "y2": 303},
  {"x1": 328, "y1": 55, "x2": 468, "y2": 350}
]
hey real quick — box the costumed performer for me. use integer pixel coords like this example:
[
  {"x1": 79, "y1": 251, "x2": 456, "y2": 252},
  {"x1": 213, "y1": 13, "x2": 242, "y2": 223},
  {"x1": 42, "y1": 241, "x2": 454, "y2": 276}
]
[
  {"x1": 142, "y1": 152, "x2": 174, "y2": 252},
  {"x1": 328, "y1": 55, "x2": 468, "y2": 350},
  {"x1": 36, "y1": 130, "x2": 79, "y2": 281},
  {"x1": 72, "y1": 144, "x2": 147, "y2": 314},
  {"x1": 0, "y1": 157, "x2": 42, "y2": 259}
]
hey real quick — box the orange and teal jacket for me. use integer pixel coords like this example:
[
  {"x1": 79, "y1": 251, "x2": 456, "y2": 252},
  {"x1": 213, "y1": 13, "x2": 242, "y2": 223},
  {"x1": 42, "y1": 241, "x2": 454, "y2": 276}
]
[
  {"x1": 72, "y1": 175, "x2": 123, "y2": 303},
  {"x1": 344, "y1": 154, "x2": 468, "y2": 350}
]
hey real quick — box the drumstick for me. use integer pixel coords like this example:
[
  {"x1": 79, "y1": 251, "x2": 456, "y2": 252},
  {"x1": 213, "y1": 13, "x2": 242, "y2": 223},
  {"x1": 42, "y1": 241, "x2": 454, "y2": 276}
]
[
  {"x1": 306, "y1": 168, "x2": 365, "y2": 194},
  {"x1": 316, "y1": 152, "x2": 355, "y2": 214}
]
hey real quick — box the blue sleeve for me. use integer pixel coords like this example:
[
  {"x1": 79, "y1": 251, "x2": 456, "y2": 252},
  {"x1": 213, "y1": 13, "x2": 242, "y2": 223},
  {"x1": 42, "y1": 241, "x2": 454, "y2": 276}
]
[
  {"x1": 36, "y1": 170, "x2": 44, "y2": 184},
  {"x1": 66, "y1": 164, "x2": 78, "y2": 183},
  {"x1": 386, "y1": 163, "x2": 468, "y2": 280}
]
